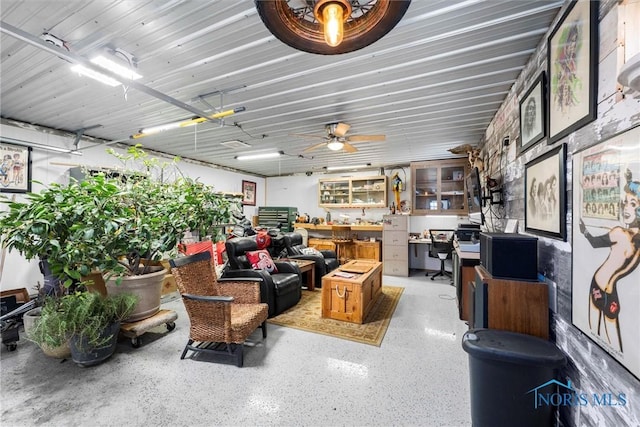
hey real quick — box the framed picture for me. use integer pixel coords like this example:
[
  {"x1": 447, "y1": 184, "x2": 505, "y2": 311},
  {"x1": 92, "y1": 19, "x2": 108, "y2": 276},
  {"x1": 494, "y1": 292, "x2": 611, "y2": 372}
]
[
  {"x1": 0, "y1": 143, "x2": 32, "y2": 193},
  {"x1": 547, "y1": 0, "x2": 598, "y2": 144},
  {"x1": 242, "y1": 180, "x2": 256, "y2": 206},
  {"x1": 518, "y1": 71, "x2": 546, "y2": 155},
  {"x1": 571, "y1": 125, "x2": 640, "y2": 380},
  {"x1": 524, "y1": 143, "x2": 566, "y2": 240}
]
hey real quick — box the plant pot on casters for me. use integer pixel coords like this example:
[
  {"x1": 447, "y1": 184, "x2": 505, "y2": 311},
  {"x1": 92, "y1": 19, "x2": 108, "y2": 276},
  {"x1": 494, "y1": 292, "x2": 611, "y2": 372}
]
[{"x1": 105, "y1": 265, "x2": 166, "y2": 322}]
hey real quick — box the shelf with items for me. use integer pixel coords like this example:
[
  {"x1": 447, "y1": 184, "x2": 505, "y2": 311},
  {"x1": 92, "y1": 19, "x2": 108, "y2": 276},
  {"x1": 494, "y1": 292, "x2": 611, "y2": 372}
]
[
  {"x1": 319, "y1": 179, "x2": 351, "y2": 206},
  {"x1": 411, "y1": 159, "x2": 468, "y2": 214},
  {"x1": 318, "y1": 176, "x2": 387, "y2": 208}
]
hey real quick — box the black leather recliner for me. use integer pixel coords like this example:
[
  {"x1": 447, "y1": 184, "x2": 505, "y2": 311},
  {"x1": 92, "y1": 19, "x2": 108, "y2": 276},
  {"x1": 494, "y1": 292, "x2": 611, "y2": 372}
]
[
  {"x1": 282, "y1": 232, "x2": 339, "y2": 288},
  {"x1": 223, "y1": 236, "x2": 302, "y2": 317}
]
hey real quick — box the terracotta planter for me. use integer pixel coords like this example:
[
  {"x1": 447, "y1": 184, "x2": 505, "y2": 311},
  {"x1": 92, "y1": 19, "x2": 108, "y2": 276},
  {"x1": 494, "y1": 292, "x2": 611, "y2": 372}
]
[{"x1": 105, "y1": 267, "x2": 166, "y2": 322}]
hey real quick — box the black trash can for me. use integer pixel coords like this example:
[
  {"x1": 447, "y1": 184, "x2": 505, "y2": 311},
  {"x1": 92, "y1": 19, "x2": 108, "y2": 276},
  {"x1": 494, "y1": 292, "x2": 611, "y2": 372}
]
[{"x1": 462, "y1": 329, "x2": 567, "y2": 427}]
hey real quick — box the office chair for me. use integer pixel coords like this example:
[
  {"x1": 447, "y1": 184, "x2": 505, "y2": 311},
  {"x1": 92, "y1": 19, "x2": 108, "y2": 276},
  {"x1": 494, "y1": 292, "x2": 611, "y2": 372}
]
[{"x1": 428, "y1": 230, "x2": 454, "y2": 281}]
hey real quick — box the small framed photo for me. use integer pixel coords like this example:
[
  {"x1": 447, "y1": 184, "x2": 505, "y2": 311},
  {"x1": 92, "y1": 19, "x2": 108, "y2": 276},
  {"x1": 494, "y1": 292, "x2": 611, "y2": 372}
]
[
  {"x1": 518, "y1": 71, "x2": 546, "y2": 155},
  {"x1": 524, "y1": 143, "x2": 566, "y2": 240},
  {"x1": 242, "y1": 180, "x2": 256, "y2": 206},
  {"x1": 0, "y1": 143, "x2": 32, "y2": 193},
  {"x1": 547, "y1": 0, "x2": 598, "y2": 144}
]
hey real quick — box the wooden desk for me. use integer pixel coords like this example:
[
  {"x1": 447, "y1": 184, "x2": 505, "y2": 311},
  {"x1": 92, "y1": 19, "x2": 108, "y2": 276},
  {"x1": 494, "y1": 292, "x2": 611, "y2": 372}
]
[
  {"x1": 295, "y1": 223, "x2": 383, "y2": 232},
  {"x1": 452, "y1": 242, "x2": 480, "y2": 322},
  {"x1": 321, "y1": 260, "x2": 382, "y2": 324}
]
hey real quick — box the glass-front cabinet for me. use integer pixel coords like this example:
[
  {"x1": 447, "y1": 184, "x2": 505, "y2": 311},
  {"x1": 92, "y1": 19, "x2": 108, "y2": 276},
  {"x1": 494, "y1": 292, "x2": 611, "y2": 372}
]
[
  {"x1": 319, "y1": 179, "x2": 350, "y2": 206},
  {"x1": 319, "y1": 176, "x2": 387, "y2": 208},
  {"x1": 411, "y1": 159, "x2": 468, "y2": 215}
]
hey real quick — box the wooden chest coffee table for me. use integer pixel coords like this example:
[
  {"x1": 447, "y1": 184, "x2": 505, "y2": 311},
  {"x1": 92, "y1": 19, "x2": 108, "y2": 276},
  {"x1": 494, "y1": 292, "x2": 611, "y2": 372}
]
[{"x1": 321, "y1": 260, "x2": 382, "y2": 324}]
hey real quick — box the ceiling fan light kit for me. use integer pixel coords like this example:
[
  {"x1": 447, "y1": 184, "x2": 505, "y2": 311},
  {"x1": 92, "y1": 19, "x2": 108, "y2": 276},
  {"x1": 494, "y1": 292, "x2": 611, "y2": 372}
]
[
  {"x1": 255, "y1": 0, "x2": 412, "y2": 55},
  {"x1": 326, "y1": 140, "x2": 344, "y2": 151},
  {"x1": 293, "y1": 121, "x2": 385, "y2": 153}
]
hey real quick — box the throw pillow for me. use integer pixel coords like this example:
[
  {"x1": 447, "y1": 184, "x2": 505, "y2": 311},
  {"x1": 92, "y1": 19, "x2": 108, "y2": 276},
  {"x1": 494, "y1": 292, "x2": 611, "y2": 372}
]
[
  {"x1": 301, "y1": 247, "x2": 323, "y2": 257},
  {"x1": 246, "y1": 249, "x2": 278, "y2": 273}
]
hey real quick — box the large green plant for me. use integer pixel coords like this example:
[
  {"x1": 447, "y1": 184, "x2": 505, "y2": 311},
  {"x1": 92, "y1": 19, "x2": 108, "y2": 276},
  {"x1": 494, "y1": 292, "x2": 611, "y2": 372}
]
[{"x1": 0, "y1": 145, "x2": 235, "y2": 286}]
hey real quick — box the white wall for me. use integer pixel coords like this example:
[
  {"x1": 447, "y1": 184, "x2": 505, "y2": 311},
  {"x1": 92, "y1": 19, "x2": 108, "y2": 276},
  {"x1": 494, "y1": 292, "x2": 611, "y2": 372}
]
[{"x1": 0, "y1": 124, "x2": 264, "y2": 292}]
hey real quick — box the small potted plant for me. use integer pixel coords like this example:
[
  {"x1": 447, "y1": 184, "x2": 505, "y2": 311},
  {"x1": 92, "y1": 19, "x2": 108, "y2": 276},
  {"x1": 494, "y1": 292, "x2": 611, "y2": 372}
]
[{"x1": 28, "y1": 292, "x2": 138, "y2": 365}]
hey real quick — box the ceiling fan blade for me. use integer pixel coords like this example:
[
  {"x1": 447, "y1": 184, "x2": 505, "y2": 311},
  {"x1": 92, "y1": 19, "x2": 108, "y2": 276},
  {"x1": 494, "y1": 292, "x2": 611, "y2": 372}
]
[
  {"x1": 289, "y1": 133, "x2": 328, "y2": 139},
  {"x1": 346, "y1": 134, "x2": 386, "y2": 142},
  {"x1": 333, "y1": 122, "x2": 351, "y2": 137},
  {"x1": 342, "y1": 142, "x2": 358, "y2": 153},
  {"x1": 304, "y1": 142, "x2": 328, "y2": 152}
]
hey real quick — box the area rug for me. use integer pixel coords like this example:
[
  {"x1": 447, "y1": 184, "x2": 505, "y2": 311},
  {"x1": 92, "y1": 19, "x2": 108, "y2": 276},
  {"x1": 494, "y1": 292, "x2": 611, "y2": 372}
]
[{"x1": 267, "y1": 286, "x2": 404, "y2": 347}]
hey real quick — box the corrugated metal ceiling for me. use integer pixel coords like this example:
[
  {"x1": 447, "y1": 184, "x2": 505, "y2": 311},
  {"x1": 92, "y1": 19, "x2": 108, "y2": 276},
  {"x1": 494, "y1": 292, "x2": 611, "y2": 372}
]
[{"x1": 1, "y1": 0, "x2": 563, "y2": 177}]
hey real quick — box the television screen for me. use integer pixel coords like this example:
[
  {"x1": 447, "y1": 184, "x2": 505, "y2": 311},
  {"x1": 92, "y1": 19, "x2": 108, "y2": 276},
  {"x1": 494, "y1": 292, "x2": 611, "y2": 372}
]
[{"x1": 465, "y1": 167, "x2": 484, "y2": 225}]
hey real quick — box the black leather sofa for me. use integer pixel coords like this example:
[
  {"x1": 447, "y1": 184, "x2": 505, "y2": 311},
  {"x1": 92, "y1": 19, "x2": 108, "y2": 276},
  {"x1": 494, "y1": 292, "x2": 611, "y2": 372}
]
[
  {"x1": 223, "y1": 236, "x2": 302, "y2": 317},
  {"x1": 282, "y1": 232, "x2": 339, "y2": 288}
]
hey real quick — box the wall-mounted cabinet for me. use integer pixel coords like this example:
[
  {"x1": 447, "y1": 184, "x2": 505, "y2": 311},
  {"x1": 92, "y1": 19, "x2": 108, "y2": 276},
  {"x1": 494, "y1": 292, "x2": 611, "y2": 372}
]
[
  {"x1": 318, "y1": 176, "x2": 387, "y2": 208},
  {"x1": 411, "y1": 159, "x2": 468, "y2": 215}
]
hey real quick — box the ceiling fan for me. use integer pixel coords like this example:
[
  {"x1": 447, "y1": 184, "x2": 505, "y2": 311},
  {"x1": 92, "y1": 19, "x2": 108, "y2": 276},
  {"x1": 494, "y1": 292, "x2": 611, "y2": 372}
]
[{"x1": 290, "y1": 122, "x2": 385, "y2": 153}]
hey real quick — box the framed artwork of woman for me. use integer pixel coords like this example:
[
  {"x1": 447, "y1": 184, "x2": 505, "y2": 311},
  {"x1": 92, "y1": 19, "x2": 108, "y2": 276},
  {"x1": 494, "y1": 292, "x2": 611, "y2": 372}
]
[
  {"x1": 572, "y1": 125, "x2": 640, "y2": 380},
  {"x1": 547, "y1": 0, "x2": 598, "y2": 144},
  {"x1": 518, "y1": 72, "x2": 546, "y2": 155}
]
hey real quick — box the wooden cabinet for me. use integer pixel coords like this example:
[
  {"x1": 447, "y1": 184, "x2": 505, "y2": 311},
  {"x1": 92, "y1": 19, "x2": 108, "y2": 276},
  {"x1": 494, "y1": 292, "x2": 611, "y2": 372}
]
[
  {"x1": 354, "y1": 240, "x2": 381, "y2": 261},
  {"x1": 471, "y1": 265, "x2": 549, "y2": 339},
  {"x1": 318, "y1": 175, "x2": 387, "y2": 208},
  {"x1": 307, "y1": 238, "x2": 379, "y2": 261},
  {"x1": 308, "y1": 238, "x2": 336, "y2": 252},
  {"x1": 382, "y1": 215, "x2": 408, "y2": 276},
  {"x1": 411, "y1": 159, "x2": 468, "y2": 215}
]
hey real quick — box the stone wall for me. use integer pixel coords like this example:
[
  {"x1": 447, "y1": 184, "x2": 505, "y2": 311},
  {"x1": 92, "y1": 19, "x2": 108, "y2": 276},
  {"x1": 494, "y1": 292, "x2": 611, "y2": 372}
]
[{"x1": 478, "y1": 1, "x2": 640, "y2": 426}]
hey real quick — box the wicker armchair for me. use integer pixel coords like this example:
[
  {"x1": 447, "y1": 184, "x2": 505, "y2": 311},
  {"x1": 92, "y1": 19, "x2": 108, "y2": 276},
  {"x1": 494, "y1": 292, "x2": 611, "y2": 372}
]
[{"x1": 169, "y1": 251, "x2": 268, "y2": 367}]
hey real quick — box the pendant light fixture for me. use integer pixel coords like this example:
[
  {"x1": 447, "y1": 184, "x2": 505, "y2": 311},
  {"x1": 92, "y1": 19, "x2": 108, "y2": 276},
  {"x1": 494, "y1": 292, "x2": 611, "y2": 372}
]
[
  {"x1": 255, "y1": 0, "x2": 411, "y2": 55},
  {"x1": 314, "y1": 0, "x2": 351, "y2": 47}
]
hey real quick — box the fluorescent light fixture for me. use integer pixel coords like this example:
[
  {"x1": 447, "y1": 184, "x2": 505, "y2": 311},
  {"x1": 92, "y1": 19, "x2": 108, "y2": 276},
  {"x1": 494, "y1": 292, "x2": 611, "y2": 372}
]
[
  {"x1": 71, "y1": 64, "x2": 121, "y2": 87},
  {"x1": 327, "y1": 140, "x2": 344, "y2": 151},
  {"x1": 326, "y1": 163, "x2": 371, "y2": 171},
  {"x1": 132, "y1": 107, "x2": 247, "y2": 139},
  {"x1": 1, "y1": 138, "x2": 82, "y2": 156},
  {"x1": 235, "y1": 151, "x2": 284, "y2": 161},
  {"x1": 90, "y1": 55, "x2": 142, "y2": 80},
  {"x1": 138, "y1": 121, "x2": 183, "y2": 136},
  {"x1": 71, "y1": 52, "x2": 142, "y2": 87}
]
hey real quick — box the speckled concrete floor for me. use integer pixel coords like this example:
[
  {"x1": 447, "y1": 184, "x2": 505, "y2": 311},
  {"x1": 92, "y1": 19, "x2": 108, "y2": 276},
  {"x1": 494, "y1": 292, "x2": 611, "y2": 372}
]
[{"x1": 1, "y1": 271, "x2": 471, "y2": 427}]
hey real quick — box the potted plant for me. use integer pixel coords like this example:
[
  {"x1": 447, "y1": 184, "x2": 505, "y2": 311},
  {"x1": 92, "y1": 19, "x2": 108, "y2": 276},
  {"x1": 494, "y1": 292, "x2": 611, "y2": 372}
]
[
  {"x1": 0, "y1": 145, "x2": 235, "y2": 321},
  {"x1": 29, "y1": 292, "x2": 138, "y2": 366}
]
